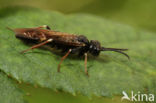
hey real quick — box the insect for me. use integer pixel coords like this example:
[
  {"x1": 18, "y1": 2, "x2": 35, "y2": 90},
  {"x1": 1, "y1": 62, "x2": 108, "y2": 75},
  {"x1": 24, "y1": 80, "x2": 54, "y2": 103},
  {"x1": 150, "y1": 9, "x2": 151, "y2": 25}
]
[{"x1": 8, "y1": 25, "x2": 129, "y2": 76}]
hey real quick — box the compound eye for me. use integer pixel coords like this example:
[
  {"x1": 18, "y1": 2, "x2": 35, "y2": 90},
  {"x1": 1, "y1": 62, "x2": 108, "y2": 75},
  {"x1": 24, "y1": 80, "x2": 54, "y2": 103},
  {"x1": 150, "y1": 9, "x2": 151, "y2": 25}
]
[
  {"x1": 89, "y1": 45, "x2": 100, "y2": 56},
  {"x1": 89, "y1": 40, "x2": 101, "y2": 56},
  {"x1": 89, "y1": 45, "x2": 93, "y2": 49}
]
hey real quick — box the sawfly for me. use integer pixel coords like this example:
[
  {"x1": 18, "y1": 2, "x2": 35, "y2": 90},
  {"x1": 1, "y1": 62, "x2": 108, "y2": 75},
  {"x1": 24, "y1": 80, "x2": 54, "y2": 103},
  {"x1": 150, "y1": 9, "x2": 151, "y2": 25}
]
[{"x1": 8, "y1": 25, "x2": 129, "y2": 76}]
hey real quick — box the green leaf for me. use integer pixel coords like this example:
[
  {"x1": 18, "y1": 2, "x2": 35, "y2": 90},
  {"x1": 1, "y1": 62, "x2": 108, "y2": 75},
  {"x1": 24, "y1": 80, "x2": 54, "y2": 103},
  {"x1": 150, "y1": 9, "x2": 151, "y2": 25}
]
[
  {"x1": 20, "y1": 83, "x2": 132, "y2": 103},
  {"x1": 0, "y1": 7, "x2": 156, "y2": 97},
  {"x1": 0, "y1": 72, "x2": 25, "y2": 103}
]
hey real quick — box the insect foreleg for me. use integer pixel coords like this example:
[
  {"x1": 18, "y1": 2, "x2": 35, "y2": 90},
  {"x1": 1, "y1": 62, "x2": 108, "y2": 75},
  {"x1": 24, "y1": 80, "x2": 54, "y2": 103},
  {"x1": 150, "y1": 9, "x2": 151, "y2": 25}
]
[
  {"x1": 21, "y1": 39, "x2": 53, "y2": 53},
  {"x1": 58, "y1": 49, "x2": 72, "y2": 72}
]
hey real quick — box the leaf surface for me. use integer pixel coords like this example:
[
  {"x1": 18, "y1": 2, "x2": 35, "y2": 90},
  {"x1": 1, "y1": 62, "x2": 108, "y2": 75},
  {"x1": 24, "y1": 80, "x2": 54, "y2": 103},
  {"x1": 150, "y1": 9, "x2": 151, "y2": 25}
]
[
  {"x1": 0, "y1": 7, "x2": 156, "y2": 97},
  {"x1": 0, "y1": 72, "x2": 25, "y2": 103}
]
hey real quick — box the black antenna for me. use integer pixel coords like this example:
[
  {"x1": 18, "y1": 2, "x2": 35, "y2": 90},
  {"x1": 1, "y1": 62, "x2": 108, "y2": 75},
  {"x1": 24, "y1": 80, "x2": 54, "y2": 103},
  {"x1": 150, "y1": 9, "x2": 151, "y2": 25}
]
[{"x1": 100, "y1": 47, "x2": 130, "y2": 59}]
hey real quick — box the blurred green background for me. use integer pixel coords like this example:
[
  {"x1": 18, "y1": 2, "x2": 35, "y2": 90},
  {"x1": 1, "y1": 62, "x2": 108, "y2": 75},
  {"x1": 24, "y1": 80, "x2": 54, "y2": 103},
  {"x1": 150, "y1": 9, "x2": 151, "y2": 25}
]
[{"x1": 0, "y1": 0, "x2": 156, "y2": 32}]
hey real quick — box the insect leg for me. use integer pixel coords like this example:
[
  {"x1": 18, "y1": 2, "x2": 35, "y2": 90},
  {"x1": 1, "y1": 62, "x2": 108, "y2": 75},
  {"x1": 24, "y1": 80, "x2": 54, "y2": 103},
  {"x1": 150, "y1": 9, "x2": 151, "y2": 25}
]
[
  {"x1": 21, "y1": 39, "x2": 53, "y2": 53},
  {"x1": 37, "y1": 25, "x2": 51, "y2": 30},
  {"x1": 58, "y1": 49, "x2": 72, "y2": 72},
  {"x1": 84, "y1": 53, "x2": 89, "y2": 76}
]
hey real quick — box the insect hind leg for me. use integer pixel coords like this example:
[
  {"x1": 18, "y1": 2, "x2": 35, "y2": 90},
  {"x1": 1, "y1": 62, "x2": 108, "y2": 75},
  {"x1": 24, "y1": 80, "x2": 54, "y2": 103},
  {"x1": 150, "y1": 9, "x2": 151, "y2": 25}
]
[
  {"x1": 21, "y1": 39, "x2": 53, "y2": 53},
  {"x1": 37, "y1": 25, "x2": 51, "y2": 30}
]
